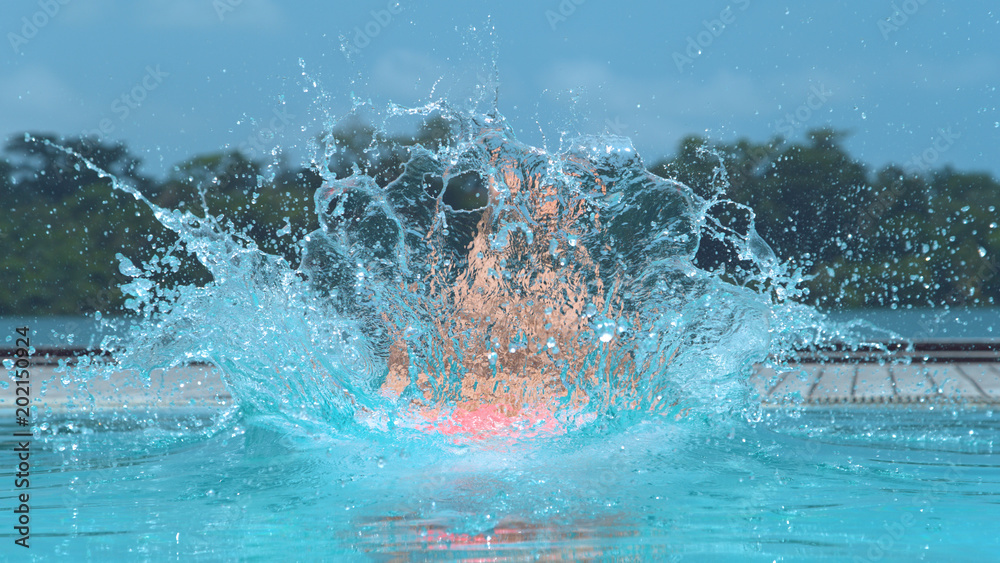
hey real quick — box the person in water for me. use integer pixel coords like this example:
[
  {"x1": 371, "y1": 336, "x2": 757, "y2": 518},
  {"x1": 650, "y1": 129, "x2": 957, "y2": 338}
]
[
  {"x1": 373, "y1": 151, "x2": 650, "y2": 437},
  {"x1": 308, "y1": 130, "x2": 685, "y2": 438}
]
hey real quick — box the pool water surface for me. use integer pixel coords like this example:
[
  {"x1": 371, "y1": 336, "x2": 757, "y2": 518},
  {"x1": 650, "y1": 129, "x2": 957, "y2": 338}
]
[{"x1": 2, "y1": 405, "x2": 998, "y2": 561}]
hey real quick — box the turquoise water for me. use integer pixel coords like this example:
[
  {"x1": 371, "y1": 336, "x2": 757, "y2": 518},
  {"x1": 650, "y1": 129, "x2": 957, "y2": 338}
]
[
  {"x1": 3, "y1": 408, "x2": 999, "y2": 560},
  {"x1": 826, "y1": 308, "x2": 1000, "y2": 341},
  {"x1": 5, "y1": 102, "x2": 1000, "y2": 560}
]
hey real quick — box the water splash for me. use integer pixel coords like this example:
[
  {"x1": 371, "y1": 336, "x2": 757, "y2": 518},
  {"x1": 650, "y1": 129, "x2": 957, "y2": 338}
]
[{"x1": 42, "y1": 102, "x2": 840, "y2": 441}]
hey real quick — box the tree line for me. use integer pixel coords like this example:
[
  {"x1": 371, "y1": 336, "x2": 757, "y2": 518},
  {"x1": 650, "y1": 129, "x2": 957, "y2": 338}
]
[
  {"x1": 649, "y1": 128, "x2": 1000, "y2": 309},
  {"x1": 2, "y1": 122, "x2": 998, "y2": 316}
]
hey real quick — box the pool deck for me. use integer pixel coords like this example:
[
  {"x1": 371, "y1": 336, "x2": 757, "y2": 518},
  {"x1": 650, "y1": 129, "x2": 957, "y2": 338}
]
[
  {"x1": 4, "y1": 343, "x2": 1000, "y2": 412},
  {"x1": 752, "y1": 341, "x2": 1000, "y2": 406},
  {"x1": 752, "y1": 362, "x2": 1000, "y2": 406}
]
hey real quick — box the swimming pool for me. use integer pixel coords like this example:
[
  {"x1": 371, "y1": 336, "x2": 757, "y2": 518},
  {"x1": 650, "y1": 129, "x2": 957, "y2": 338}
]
[
  {"x1": 5, "y1": 103, "x2": 999, "y2": 561},
  {"x1": 4, "y1": 395, "x2": 998, "y2": 560}
]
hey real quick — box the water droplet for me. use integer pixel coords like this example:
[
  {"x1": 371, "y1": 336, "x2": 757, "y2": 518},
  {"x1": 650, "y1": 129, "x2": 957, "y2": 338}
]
[{"x1": 594, "y1": 319, "x2": 617, "y2": 343}]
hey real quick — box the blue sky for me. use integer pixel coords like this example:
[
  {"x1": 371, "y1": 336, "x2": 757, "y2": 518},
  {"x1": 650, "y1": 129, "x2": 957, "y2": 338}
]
[{"x1": 3, "y1": 0, "x2": 998, "y2": 178}]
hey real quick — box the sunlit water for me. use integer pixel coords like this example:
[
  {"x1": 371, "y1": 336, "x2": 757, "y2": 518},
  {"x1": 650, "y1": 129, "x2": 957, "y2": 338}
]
[{"x1": 4, "y1": 101, "x2": 1000, "y2": 560}]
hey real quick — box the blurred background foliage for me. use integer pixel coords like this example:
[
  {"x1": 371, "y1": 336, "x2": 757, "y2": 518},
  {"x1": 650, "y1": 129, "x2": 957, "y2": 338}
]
[
  {"x1": 649, "y1": 128, "x2": 1000, "y2": 310},
  {"x1": 2, "y1": 122, "x2": 998, "y2": 316}
]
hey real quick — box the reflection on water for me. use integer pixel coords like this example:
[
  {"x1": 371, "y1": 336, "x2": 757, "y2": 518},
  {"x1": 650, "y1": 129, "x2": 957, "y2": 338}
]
[{"x1": 4, "y1": 410, "x2": 998, "y2": 560}]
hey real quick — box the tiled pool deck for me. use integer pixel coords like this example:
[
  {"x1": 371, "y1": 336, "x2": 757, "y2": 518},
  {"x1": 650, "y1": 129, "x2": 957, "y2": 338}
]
[
  {"x1": 753, "y1": 341, "x2": 1000, "y2": 406},
  {"x1": 752, "y1": 362, "x2": 1000, "y2": 406},
  {"x1": 5, "y1": 343, "x2": 1000, "y2": 412}
]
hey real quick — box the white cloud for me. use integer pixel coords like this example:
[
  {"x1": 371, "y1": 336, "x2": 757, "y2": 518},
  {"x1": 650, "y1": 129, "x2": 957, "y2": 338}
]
[
  {"x1": 530, "y1": 58, "x2": 898, "y2": 158},
  {"x1": 897, "y1": 53, "x2": 1000, "y2": 91},
  {"x1": 534, "y1": 60, "x2": 777, "y2": 150},
  {"x1": 56, "y1": 0, "x2": 116, "y2": 25},
  {"x1": 33, "y1": 0, "x2": 287, "y2": 31},
  {"x1": 370, "y1": 49, "x2": 448, "y2": 102},
  {"x1": 140, "y1": 0, "x2": 287, "y2": 30},
  {"x1": 0, "y1": 66, "x2": 80, "y2": 135}
]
